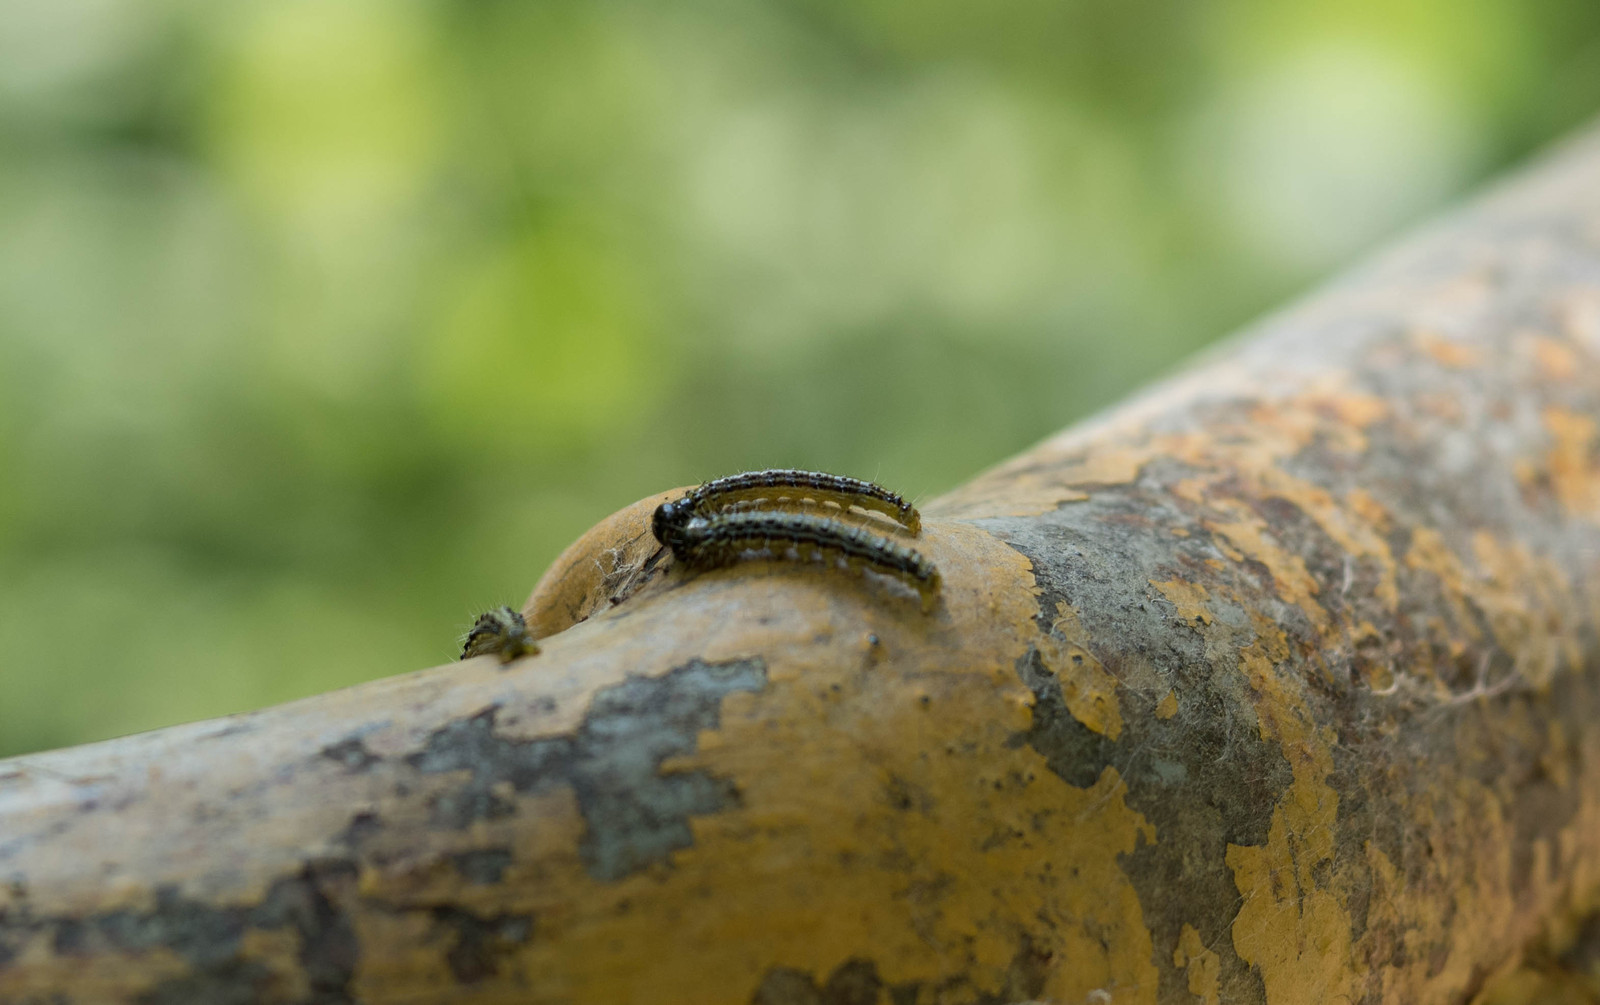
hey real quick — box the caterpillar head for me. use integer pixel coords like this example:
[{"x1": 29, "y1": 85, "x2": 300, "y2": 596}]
[{"x1": 651, "y1": 498, "x2": 691, "y2": 549}]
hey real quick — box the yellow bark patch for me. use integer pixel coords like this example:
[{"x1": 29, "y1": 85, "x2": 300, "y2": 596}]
[
  {"x1": 1356, "y1": 781, "x2": 1532, "y2": 1004},
  {"x1": 1039, "y1": 602, "x2": 1124, "y2": 740},
  {"x1": 1225, "y1": 613, "x2": 1351, "y2": 1005},
  {"x1": 1227, "y1": 818, "x2": 1352, "y2": 1005},
  {"x1": 1318, "y1": 389, "x2": 1389, "y2": 429},
  {"x1": 1544, "y1": 407, "x2": 1600, "y2": 515},
  {"x1": 1173, "y1": 923, "x2": 1221, "y2": 1005},
  {"x1": 1204, "y1": 508, "x2": 1327, "y2": 630},
  {"x1": 1345, "y1": 487, "x2": 1393, "y2": 533},
  {"x1": 1403, "y1": 526, "x2": 1486, "y2": 668},
  {"x1": 1524, "y1": 331, "x2": 1579, "y2": 381},
  {"x1": 1415, "y1": 329, "x2": 1483, "y2": 368},
  {"x1": 1254, "y1": 468, "x2": 1400, "y2": 612},
  {"x1": 1036, "y1": 633, "x2": 1124, "y2": 741},
  {"x1": 1152, "y1": 578, "x2": 1213, "y2": 626},
  {"x1": 1470, "y1": 531, "x2": 1582, "y2": 688}
]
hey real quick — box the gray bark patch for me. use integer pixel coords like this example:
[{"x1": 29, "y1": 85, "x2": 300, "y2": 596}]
[
  {"x1": 428, "y1": 907, "x2": 534, "y2": 983},
  {"x1": 752, "y1": 958, "x2": 885, "y2": 1005},
  {"x1": 451, "y1": 848, "x2": 512, "y2": 885},
  {"x1": 750, "y1": 939, "x2": 1051, "y2": 1005},
  {"x1": 408, "y1": 657, "x2": 768, "y2": 881},
  {"x1": 135, "y1": 960, "x2": 282, "y2": 1005},
  {"x1": 33, "y1": 859, "x2": 358, "y2": 1005},
  {"x1": 319, "y1": 738, "x2": 379, "y2": 772},
  {"x1": 991, "y1": 503, "x2": 1291, "y2": 1005}
]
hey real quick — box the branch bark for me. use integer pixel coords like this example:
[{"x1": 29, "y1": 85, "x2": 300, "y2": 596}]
[{"x1": 7, "y1": 125, "x2": 1600, "y2": 1005}]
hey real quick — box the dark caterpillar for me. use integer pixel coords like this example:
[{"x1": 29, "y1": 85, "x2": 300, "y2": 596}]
[
  {"x1": 652, "y1": 469, "x2": 920, "y2": 539},
  {"x1": 460, "y1": 606, "x2": 539, "y2": 663},
  {"x1": 657, "y1": 510, "x2": 940, "y2": 612}
]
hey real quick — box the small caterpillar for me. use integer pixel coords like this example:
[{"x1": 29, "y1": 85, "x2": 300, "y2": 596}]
[
  {"x1": 652, "y1": 469, "x2": 920, "y2": 540},
  {"x1": 460, "y1": 606, "x2": 539, "y2": 663},
  {"x1": 657, "y1": 510, "x2": 941, "y2": 612}
]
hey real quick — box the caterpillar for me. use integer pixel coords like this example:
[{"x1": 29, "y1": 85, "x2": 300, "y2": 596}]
[
  {"x1": 657, "y1": 510, "x2": 941, "y2": 612},
  {"x1": 651, "y1": 469, "x2": 920, "y2": 541},
  {"x1": 460, "y1": 606, "x2": 539, "y2": 663}
]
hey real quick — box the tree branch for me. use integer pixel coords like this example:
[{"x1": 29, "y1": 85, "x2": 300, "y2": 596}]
[{"x1": 7, "y1": 125, "x2": 1600, "y2": 1005}]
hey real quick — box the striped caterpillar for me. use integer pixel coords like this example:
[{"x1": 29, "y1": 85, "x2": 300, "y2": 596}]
[
  {"x1": 460, "y1": 606, "x2": 539, "y2": 663},
  {"x1": 654, "y1": 509, "x2": 941, "y2": 612},
  {"x1": 651, "y1": 469, "x2": 921, "y2": 540},
  {"x1": 509, "y1": 471, "x2": 936, "y2": 651}
]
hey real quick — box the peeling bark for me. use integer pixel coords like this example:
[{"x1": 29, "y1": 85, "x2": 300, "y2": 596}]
[{"x1": 8, "y1": 126, "x2": 1600, "y2": 1005}]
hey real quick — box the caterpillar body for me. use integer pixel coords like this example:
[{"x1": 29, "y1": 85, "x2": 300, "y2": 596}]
[
  {"x1": 460, "y1": 606, "x2": 539, "y2": 663},
  {"x1": 651, "y1": 469, "x2": 920, "y2": 539},
  {"x1": 657, "y1": 510, "x2": 941, "y2": 612}
]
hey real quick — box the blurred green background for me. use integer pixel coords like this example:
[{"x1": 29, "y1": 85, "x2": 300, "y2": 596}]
[{"x1": 2, "y1": 0, "x2": 1598, "y2": 757}]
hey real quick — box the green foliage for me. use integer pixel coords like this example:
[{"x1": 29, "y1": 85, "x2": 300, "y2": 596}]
[{"x1": 2, "y1": 0, "x2": 1598, "y2": 755}]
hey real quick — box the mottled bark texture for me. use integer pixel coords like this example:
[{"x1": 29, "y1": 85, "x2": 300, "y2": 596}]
[{"x1": 8, "y1": 129, "x2": 1600, "y2": 1005}]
